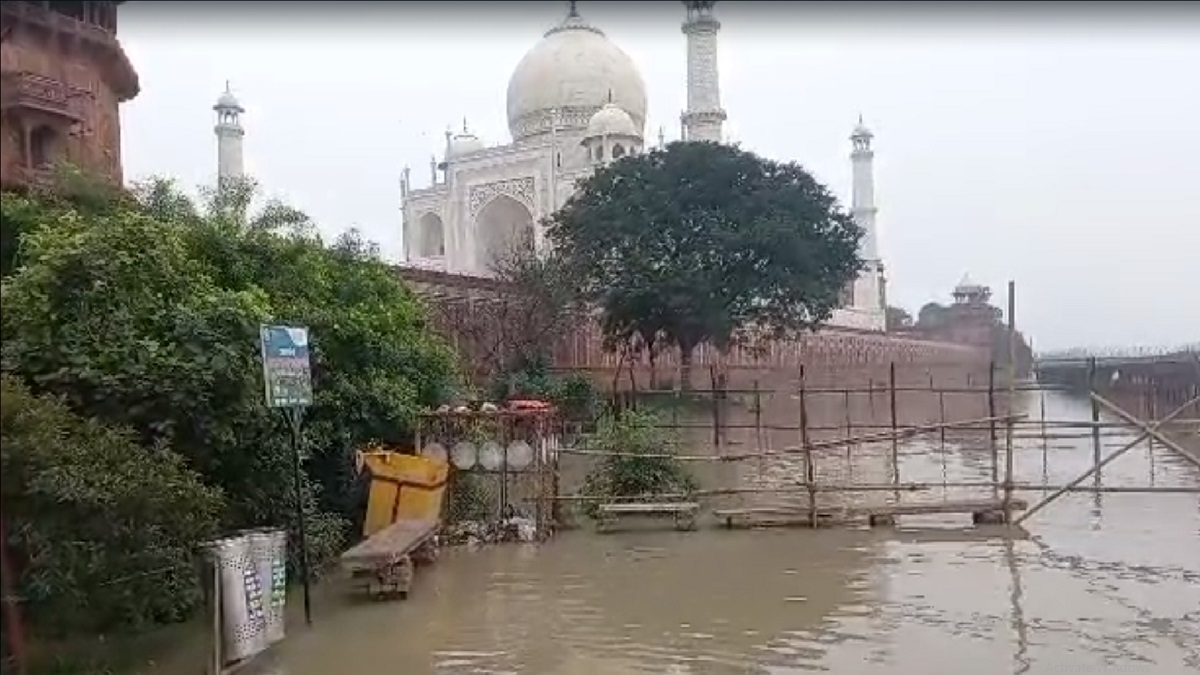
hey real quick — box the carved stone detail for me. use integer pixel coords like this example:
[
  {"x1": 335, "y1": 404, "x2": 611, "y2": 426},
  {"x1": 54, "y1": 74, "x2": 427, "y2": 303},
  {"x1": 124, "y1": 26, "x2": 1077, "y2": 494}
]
[{"x1": 468, "y1": 177, "x2": 536, "y2": 219}]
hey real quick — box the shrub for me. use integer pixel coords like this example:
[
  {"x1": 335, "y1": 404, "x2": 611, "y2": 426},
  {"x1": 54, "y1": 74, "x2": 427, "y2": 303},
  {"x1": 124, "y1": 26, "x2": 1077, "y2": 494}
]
[
  {"x1": 580, "y1": 410, "x2": 696, "y2": 512},
  {"x1": 0, "y1": 375, "x2": 223, "y2": 635}
]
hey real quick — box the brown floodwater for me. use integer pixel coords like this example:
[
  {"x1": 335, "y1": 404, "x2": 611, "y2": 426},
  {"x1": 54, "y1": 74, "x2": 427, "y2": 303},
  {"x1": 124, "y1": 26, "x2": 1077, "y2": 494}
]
[{"x1": 215, "y1": 387, "x2": 1198, "y2": 674}]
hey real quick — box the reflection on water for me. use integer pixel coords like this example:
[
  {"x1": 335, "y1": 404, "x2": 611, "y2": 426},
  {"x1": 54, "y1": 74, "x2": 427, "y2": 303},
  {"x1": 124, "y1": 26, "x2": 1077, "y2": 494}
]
[{"x1": 250, "y1": 388, "x2": 1198, "y2": 675}]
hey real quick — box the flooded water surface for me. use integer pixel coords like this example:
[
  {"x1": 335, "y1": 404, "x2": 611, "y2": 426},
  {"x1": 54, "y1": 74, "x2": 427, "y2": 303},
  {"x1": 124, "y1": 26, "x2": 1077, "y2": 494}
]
[{"x1": 253, "y1": 388, "x2": 1199, "y2": 675}]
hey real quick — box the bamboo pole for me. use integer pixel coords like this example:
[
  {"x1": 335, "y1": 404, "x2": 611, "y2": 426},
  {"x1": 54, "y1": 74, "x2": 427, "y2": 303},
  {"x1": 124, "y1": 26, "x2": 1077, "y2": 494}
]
[
  {"x1": 988, "y1": 363, "x2": 998, "y2": 489},
  {"x1": 710, "y1": 365, "x2": 721, "y2": 450},
  {"x1": 1092, "y1": 393, "x2": 1200, "y2": 469},
  {"x1": 1004, "y1": 280, "x2": 1017, "y2": 521},
  {"x1": 938, "y1": 390, "x2": 947, "y2": 453},
  {"x1": 753, "y1": 379, "x2": 763, "y2": 455},
  {"x1": 1089, "y1": 356, "x2": 1102, "y2": 480},
  {"x1": 799, "y1": 365, "x2": 816, "y2": 526},
  {"x1": 889, "y1": 362, "x2": 899, "y2": 492},
  {"x1": 1015, "y1": 396, "x2": 1198, "y2": 525}
]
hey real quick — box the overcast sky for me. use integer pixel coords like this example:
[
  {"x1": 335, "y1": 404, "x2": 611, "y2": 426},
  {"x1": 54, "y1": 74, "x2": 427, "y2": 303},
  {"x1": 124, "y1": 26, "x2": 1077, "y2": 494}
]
[{"x1": 118, "y1": 2, "x2": 1199, "y2": 352}]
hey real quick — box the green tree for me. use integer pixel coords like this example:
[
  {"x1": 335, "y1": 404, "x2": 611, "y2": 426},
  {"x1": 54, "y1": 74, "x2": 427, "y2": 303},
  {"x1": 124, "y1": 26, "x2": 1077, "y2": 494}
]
[
  {"x1": 886, "y1": 305, "x2": 914, "y2": 331},
  {"x1": 917, "y1": 302, "x2": 950, "y2": 329},
  {"x1": 547, "y1": 141, "x2": 863, "y2": 387},
  {"x1": 0, "y1": 179, "x2": 455, "y2": 570}
]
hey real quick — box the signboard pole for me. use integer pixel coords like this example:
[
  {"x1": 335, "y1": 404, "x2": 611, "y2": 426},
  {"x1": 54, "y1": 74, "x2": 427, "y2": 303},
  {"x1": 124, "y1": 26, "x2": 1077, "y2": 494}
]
[
  {"x1": 286, "y1": 406, "x2": 313, "y2": 626},
  {"x1": 259, "y1": 324, "x2": 316, "y2": 628}
]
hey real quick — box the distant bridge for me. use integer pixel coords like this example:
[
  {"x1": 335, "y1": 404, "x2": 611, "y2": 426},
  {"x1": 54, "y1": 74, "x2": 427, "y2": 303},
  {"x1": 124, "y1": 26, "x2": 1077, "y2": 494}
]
[
  {"x1": 1036, "y1": 343, "x2": 1199, "y2": 367},
  {"x1": 1035, "y1": 343, "x2": 1199, "y2": 403}
]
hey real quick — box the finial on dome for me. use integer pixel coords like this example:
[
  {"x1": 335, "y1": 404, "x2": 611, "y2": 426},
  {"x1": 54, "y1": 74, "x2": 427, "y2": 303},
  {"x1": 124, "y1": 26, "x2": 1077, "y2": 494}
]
[
  {"x1": 225, "y1": 80, "x2": 231, "y2": 93},
  {"x1": 462, "y1": 117, "x2": 469, "y2": 133},
  {"x1": 546, "y1": 0, "x2": 603, "y2": 36},
  {"x1": 858, "y1": 112, "x2": 863, "y2": 124},
  {"x1": 607, "y1": 89, "x2": 613, "y2": 104}
]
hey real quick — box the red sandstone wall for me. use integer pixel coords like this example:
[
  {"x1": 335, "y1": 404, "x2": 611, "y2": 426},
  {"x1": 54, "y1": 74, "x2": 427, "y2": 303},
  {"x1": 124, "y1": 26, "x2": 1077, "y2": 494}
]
[{"x1": 397, "y1": 267, "x2": 989, "y2": 385}]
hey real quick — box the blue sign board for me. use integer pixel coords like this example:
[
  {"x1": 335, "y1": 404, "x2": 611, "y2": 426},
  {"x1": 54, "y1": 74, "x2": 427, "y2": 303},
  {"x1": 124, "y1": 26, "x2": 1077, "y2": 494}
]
[{"x1": 259, "y1": 325, "x2": 313, "y2": 408}]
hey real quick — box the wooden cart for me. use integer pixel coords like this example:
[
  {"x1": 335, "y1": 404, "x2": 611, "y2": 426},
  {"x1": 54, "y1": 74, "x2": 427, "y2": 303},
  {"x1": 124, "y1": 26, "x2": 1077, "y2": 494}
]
[{"x1": 339, "y1": 519, "x2": 439, "y2": 600}]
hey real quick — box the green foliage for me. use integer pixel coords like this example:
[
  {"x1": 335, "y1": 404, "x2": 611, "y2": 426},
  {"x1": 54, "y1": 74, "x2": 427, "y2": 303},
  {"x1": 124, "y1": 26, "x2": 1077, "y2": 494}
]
[
  {"x1": 0, "y1": 375, "x2": 223, "y2": 635},
  {"x1": 489, "y1": 357, "x2": 599, "y2": 422},
  {"x1": 580, "y1": 410, "x2": 696, "y2": 510},
  {"x1": 886, "y1": 305, "x2": 914, "y2": 331},
  {"x1": 0, "y1": 178, "x2": 455, "y2": 585},
  {"x1": 917, "y1": 302, "x2": 949, "y2": 329},
  {"x1": 548, "y1": 141, "x2": 864, "y2": 380}
]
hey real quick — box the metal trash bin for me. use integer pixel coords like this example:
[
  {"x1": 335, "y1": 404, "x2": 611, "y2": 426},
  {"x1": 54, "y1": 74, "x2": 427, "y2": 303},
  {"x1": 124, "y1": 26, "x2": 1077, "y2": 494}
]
[{"x1": 206, "y1": 534, "x2": 268, "y2": 664}]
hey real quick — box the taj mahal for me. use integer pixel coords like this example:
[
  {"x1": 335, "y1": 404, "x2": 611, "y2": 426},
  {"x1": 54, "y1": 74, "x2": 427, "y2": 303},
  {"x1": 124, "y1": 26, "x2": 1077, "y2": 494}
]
[{"x1": 212, "y1": 1, "x2": 887, "y2": 332}]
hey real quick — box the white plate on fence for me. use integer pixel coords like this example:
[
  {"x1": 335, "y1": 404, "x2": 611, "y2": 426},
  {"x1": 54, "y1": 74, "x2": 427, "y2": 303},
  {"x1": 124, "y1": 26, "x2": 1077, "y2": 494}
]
[
  {"x1": 478, "y1": 441, "x2": 503, "y2": 471},
  {"x1": 420, "y1": 442, "x2": 447, "y2": 463},
  {"x1": 451, "y1": 441, "x2": 478, "y2": 469},
  {"x1": 507, "y1": 440, "x2": 533, "y2": 470}
]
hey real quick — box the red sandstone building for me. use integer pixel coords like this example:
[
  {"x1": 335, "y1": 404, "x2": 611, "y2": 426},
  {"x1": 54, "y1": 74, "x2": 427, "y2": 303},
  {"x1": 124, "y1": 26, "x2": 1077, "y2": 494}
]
[{"x1": 0, "y1": 1, "x2": 138, "y2": 190}]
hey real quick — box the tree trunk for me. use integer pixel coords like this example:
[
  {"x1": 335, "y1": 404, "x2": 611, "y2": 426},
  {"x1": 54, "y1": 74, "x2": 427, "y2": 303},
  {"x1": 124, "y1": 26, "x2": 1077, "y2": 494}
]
[
  {"x1": 679, "y1": 343, "x2": 695, "y2": 391},
  {"x1": 648, "y1": 345, "x2": 659, "y2": 390}
]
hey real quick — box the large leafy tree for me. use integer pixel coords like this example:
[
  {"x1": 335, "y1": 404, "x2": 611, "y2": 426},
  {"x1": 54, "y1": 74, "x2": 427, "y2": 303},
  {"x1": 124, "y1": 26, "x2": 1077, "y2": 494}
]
[
  {"x1": 1, "y1": 178, "x2": 455, "y2": 572},
  {"x1": 547, "y1": 141, "x2": 863, "y2": 386}
]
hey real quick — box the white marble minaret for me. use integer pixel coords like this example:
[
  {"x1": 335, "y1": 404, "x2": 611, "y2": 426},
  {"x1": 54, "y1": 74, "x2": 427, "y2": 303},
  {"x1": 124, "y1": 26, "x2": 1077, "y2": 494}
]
[
  {"x1": 213, "y1": 82, "x2": 245, "y2": 185},
  {"x1": 680, "y1": 1, "x2": 726, "y2": 143},
  {"x1": 850, "y1": 116, "x2": 886, "y2": 318}
]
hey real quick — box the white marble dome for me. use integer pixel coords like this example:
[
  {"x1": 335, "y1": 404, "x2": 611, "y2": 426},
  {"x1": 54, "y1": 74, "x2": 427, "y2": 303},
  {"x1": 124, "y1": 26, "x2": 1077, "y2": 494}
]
[
  {"x1": 506, "y1": 9, "x2": 647, "y2": 142},
  {"x1": 448, "y1": 131, "x2": 485, "y2": 157},
  {"x1": 585, "y1": 102, "x2": 639, "y2": 138}
]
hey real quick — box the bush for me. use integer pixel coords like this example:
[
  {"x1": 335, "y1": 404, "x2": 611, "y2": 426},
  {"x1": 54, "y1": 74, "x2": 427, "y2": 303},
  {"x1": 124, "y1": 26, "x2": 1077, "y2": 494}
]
[
  {"x1": 0, "y1": 375, "x2": 223, "y2": 635},
  {"x1": 580, "y1": 410, "x2": 696, "y2": 512}
]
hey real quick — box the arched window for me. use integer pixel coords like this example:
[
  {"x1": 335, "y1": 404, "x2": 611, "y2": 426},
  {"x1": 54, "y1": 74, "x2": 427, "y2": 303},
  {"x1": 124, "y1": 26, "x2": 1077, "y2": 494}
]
[
  {"x1": 612, "y1": 144, "x2": 626, "y2": 159},
  {"x1": 29, "y1": 125, "x2": 59, "y2": 169},
  {"x1": 593, "y1": 145, "x2": 604, "y2": 162},
  {"x1": 417, "y1": 213, "x2": 445, "y2": 258}
]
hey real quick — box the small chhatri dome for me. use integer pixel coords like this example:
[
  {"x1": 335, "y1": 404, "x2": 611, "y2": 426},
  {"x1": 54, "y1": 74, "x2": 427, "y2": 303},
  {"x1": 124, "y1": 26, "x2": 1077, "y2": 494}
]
[
  {"x1": 851, "y1": 113, "x2": 872, "y2": 139},
  {"x1": 214, "y1": 81, "x2": 243, "y2": 112},
  {"x1": 585, "y1": 100, "x2": 639, "y2": 139},
  {"x1": 506, "y1": 2, "x2": 647, "y2": 142},
  {"x1": 449, "y1": 133, "x2": 484, "y2": 157}
]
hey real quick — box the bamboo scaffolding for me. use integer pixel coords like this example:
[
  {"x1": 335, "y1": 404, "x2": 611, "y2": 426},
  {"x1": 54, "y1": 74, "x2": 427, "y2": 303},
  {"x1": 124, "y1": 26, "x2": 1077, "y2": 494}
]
[
  {"x1": 548, "y1": 483, "x2": 1200, "y2": 502},
  {"x1": 1014, "y1": 394, "x2": 1199, "y2": 525},
  {"x1": 628, "y1": 384, "x2": 1068, "y2": 396},
  {"x1": 1092, "y1": 392, "x2": 1200, "y2": 469},
  {"x1": 559, "y1": 413, "x2": 1026, "y2": 462},
  {"x1": 631, "y1": 420, "x2": 1199, "y2": 433}
]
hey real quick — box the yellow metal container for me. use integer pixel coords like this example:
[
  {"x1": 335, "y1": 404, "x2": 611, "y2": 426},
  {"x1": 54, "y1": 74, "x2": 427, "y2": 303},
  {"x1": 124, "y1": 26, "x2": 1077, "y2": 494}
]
[{"x1": 359, "y1": 451, "x2": 449, "y2": 538}]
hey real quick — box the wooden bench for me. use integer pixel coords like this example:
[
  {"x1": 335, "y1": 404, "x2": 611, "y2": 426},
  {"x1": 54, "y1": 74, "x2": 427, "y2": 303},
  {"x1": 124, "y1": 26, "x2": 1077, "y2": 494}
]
[
  {"x1": 340, "y1": 519, "x2": 439, "y2": 600},
  {"x1": 596, "y1": 502, "x2": 700, "y2": 533},
  {"x1": 857, "y1": 499, "x2": 1029, "y2": 527},
  {"x1": 713, "y1": 506, "x2": 841, "y2": 529}
]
